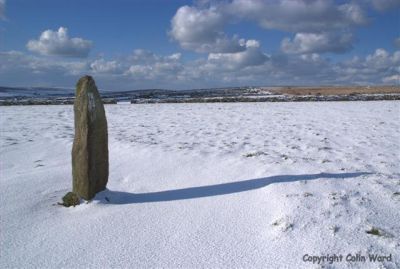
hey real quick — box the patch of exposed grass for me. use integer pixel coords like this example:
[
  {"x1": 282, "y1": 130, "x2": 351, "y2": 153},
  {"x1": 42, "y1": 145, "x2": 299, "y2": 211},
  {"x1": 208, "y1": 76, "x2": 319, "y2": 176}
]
[
  {"x1": 59, "y1": 192, "x2": 80, "y2": 207},
  {"x1": 366, "y1": 227, "x2": 381, "y2": 236},
  {"x1": 244, "y1": 151, "x2": 267, "y2": 158},
  {"x1": 303, "y1": 192, "x2": 313, "y2": 197},
  {"x1": 329, "y1": 225, "x2": 339, "y2": 235}
]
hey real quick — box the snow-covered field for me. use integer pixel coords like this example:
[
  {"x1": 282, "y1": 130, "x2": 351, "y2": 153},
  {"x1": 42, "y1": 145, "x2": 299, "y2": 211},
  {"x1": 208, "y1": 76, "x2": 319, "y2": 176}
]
[{"x1": 1, "y1": 101, "x2": 399, "y2": 268}]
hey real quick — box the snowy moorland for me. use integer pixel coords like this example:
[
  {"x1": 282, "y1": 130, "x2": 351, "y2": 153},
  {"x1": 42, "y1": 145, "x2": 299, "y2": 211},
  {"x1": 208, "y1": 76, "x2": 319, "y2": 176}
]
[{"x1": 1, "y1": 101, "x2": 399, "y2": 268}]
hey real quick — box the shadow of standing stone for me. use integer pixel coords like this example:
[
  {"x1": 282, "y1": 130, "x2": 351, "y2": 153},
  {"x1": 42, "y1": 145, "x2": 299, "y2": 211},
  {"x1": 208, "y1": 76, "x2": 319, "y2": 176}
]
[{"x1": 72, "y1": 76, "x2": 109, "y2": 200}]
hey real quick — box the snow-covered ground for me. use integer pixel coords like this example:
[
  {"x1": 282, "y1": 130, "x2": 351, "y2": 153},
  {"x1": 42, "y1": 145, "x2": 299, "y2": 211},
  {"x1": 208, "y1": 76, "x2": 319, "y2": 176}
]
[{"x1": 1, "y1": 101, "x2": 399, "y2": 268}]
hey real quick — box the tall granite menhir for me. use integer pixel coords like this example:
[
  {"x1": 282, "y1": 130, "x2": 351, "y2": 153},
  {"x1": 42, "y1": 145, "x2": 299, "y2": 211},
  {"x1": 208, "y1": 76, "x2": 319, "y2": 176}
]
[{"x1": 72, "y1": 76, "x2": 109, "y2": 200}]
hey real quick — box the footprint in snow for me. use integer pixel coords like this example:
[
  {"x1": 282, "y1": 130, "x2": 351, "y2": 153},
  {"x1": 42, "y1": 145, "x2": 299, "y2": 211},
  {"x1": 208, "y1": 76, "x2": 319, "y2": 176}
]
[
  {"x1": 272, "y1": 217, "x2": 294, "y2": 232},
  {"x1": 34, "y1": 160, "x2": 44, "y2": 168}
]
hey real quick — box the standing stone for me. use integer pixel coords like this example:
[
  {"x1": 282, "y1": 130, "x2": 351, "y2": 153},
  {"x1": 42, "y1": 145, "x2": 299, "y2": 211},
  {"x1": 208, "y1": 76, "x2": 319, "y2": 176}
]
[{"x1": 72, "y1": 76, "x2": 109, "y2": 200}]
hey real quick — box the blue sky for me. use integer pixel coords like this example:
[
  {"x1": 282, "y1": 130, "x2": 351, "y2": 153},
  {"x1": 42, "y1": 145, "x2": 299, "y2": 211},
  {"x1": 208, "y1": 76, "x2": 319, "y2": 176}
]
[{"x1": 0, "y1": 0, "x2": 399, "y2": 90}]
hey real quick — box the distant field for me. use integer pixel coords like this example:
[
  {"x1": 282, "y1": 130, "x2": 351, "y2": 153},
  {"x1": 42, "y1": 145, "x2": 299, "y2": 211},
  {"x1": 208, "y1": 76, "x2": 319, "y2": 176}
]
[{"x1": 272, "y1": 86, "x2": 400, "y2": 95}]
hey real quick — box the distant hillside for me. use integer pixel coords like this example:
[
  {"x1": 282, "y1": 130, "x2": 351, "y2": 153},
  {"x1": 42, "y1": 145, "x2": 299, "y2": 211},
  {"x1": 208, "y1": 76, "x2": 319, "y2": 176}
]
[
  {"x1": 0, "y1": 86, "x2": 75, "y2": 98},
  {"x1": 1, "y1": 85, "x2": 399, "y2": 105},
  {"x1": 0, "y1": 86, "x2": 273, "y2": 100}
]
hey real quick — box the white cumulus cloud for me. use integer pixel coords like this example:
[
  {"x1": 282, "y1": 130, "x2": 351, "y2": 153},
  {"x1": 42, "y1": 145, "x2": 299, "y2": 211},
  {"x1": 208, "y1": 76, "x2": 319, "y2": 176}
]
[
  {"x1": 338, "y1": 48, "x2": 400, "y2": 84},
  {"x1": 125, "y1": 50, "x2": 184, "y2": 81},
  {"x1": 229, "y1": 0, "x2": 367, "y2": 33},
  {"x1": 382, "y1": 74, "x2": 400, "y2": 84},
  {"x1": 170, "y1": 5, "x2": 245, "y2": 53},
  {"x1": 0, "y1": 0, "x2": 5, "y2": 20},
  {"x1": 26, "y1": 27, "x2": 92, "y2": 58},
  {"x1": 207, "y1": 40, "x2": 268, "y2": 70},
  {"x1": 170, "y1": 0, "x2": 369, "y2": 55},
  {"x1": 281, "y1": 32, "x2": 354, "y2": 54},
  {"x1": 90, "y1": 59, "x2": 120, "y2": 74},
  {"x1": 394, "y1": 37, "x2": 400, "y2": 48},
  {"x1": 370, "y1": 0, "x2": 400, "y2": 11}
]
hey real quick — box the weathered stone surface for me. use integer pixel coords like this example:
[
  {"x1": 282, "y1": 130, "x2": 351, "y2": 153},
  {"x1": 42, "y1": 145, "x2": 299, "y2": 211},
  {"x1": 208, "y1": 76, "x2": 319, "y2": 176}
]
[{"x1": 72, "y1": 76, "x2": 108, "y2": 200}]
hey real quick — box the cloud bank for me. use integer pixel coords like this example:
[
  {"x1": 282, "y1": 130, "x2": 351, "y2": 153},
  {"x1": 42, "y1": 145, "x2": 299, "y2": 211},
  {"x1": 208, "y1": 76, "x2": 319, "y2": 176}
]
[{"x1": 1, "y1": 47, "x2": 399, "y2": 90}]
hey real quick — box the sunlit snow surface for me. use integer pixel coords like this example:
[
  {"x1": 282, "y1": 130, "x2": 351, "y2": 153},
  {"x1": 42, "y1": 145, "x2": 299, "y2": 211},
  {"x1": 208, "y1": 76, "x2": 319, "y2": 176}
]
[{"x1": 1, "y1": 102, "x2": 399, "y2": 268}]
